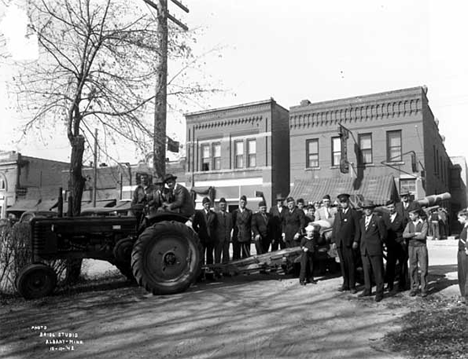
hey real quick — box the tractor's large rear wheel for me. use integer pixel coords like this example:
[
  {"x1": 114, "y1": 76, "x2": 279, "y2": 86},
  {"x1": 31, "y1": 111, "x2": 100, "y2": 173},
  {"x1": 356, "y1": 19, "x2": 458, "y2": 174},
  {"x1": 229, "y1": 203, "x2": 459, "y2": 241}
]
[{"x1": 131, "y1": 221, "x2": 202, "y2": 295}]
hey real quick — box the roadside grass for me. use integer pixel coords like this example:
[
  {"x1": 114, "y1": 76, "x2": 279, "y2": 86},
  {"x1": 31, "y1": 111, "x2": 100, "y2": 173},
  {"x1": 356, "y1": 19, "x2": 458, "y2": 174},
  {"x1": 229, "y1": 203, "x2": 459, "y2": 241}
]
[{"x1": 384, "y1": 296, "x2": 468, "y2": 359}]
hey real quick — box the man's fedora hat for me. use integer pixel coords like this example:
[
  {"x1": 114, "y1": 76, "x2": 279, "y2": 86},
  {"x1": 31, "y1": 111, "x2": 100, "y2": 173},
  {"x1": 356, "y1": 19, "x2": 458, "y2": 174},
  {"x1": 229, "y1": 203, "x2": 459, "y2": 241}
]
[
  {"x1": 163, "y1": 173, "x2": 178, "y2": 183},
  {"x1": 361, "y1": 199, "x2": 376, "y2": 209}
]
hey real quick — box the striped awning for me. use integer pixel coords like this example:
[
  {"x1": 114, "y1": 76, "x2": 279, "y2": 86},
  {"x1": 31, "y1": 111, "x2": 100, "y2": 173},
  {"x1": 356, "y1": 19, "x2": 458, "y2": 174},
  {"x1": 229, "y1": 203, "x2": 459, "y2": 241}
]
[{"x1": 288, "y1": 174, "x2": 398, "y2": 207}]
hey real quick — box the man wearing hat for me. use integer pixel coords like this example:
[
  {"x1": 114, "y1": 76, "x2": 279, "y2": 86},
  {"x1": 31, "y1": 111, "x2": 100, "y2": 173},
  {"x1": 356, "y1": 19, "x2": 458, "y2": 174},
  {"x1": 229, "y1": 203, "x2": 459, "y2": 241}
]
[
  {"x1": 315, "y1": 194, "x2": 338, "y2": 227},
  {"x1": 403, "y1": 208, "x2": 429, "y2": 297},
  {"x1": 232, "y1": 195, "x2": 253, "y2": 259},
  {"x1": 281, "y1": 197, "x2": 307, "y2": 249},
  {"x1": 358, "y1": 199, "x2": 387, "y2": 302},
  {"x1": 131, "y1": 172, "x2": 157, "y2": 226},
  {"x1": 269, "y1": 194, "x2": 287, "y2": 251},
  {"x1": 395, "y1": 190, "x2": 421, "y2": 228},
  {"x1": 382, "y1": 200, "x2": 408, "y2": 292},
  {"x1": 162, "y1": 173, "x2": 195, "y2": 218},
  {"x1": 252, "y1": 200, "x2": 273, "y2": 254},
  {"x1": 331, "y1": 193, "x2": 361, "y2": 293},
  {"x1": 192, "y1": 197, "x2": 217, "y2": 266},
  {"x1": 214, "y1": 198, "x2": 233, "y2": 266}
]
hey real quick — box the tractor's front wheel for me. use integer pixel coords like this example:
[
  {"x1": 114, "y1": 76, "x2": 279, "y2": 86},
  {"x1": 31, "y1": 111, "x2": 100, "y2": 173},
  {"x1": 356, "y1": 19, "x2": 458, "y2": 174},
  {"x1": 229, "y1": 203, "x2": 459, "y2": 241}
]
[
  {"x1": 131, "y1": 221, "x2": 202, "y2": 295},
  {"x1": 16, "y1": 263, "x2": 57, "y2": 299}
]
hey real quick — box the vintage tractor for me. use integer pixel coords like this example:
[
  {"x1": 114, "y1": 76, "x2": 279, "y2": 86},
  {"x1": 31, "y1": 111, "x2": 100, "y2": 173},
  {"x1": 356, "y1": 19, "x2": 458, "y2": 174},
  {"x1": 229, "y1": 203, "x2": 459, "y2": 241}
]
[{"x1": 15, "y1": 206, "x2": 202, "y2": 300}]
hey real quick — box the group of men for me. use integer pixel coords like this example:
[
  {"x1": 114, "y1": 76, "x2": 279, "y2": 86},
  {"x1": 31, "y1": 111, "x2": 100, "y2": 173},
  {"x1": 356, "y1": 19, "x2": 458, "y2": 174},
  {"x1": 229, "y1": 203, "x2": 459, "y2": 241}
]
[
  {"x1": 131, "y1": 175, "x2": 432, "y2": 300},
  {"x1": 331, "y1": 191, "x2": 427, "y2": 302}
]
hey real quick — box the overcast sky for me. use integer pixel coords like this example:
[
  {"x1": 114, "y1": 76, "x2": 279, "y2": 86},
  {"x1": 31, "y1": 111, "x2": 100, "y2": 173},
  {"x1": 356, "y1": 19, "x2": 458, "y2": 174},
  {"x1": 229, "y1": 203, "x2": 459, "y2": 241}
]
[{"x1": 1, "y1": 0, "x2": 468, "y2": 165}]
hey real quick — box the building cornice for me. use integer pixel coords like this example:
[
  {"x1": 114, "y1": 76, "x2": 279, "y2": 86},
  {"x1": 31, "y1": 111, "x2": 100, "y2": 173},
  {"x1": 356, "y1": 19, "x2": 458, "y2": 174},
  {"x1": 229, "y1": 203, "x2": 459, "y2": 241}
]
[
  {"x1": 290, "y1": 89, "x2": 424, "y2": 130},
  {"x1": 191, "y1": 115, "x2": 264, "y2": 130}
]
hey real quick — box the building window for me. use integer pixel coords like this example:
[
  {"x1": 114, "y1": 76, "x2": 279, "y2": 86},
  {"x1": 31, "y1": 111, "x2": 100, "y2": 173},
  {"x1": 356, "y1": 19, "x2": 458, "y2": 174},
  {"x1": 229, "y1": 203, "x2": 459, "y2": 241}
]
[
  {"x1": 212, "y1": 143, "x2": 221, "y2": 170},
  {"x1": 306, "y1": 139, "x2": 319, "y2": 168},
  {"x1": 201, "y1": 144, "x2": 210, "y2": 171},
  {"x1": 358, "y1": 133, "x2": 373, "y2": 164},
  {"x1": 234, "y1": 140, "x2": 244, "y2": 169},
  {"x1": 450, "y1": 168, "x2": 461, "y2": 189},
  {"x1": 332, "y1": 137, "x2": 341, "y2": 167},
  {"x1": 247, "y1": 139, "x2": 256, "y2": 168},
  {"x1": 400, "y1": 179, "x2": 416, "y2": 193},
  {"x1": 387, "y1": 130, "x2": 402, "y2": 162}
]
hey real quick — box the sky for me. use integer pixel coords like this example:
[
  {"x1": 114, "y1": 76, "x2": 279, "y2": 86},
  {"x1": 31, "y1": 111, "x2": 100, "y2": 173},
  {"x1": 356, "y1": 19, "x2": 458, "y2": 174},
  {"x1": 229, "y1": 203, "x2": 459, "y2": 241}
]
[{"x1": 1, "y1": 0, "x2": 468, "y2": 165}]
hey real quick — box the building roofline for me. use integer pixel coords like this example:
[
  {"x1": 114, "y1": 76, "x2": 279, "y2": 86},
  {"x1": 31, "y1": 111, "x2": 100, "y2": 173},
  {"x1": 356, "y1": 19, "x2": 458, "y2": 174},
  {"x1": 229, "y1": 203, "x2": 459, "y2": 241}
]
[
  {"x1": 290, "y1": 86, "x2": 428, "y2": 112},
  {"x1": 185, "y1": 98, "x2": 288, "y2": 118}
]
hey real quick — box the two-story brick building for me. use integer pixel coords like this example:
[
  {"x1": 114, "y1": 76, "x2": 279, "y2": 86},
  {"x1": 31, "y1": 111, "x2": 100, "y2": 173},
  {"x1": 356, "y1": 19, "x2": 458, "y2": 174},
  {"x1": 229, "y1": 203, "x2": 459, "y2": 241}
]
[
  {"x1": 185, "y1": 99, "x2": 290, "y2": 211},
  {"x1": 288, "y1": 86, "x2": 461, "y2": 216}
]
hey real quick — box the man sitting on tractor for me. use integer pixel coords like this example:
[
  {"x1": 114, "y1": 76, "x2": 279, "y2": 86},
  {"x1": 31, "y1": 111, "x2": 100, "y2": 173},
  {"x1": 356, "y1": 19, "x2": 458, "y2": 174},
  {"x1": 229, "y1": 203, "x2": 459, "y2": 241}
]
[{"x1": 161, "y1": 174, "x2": 195, "y2": 218}]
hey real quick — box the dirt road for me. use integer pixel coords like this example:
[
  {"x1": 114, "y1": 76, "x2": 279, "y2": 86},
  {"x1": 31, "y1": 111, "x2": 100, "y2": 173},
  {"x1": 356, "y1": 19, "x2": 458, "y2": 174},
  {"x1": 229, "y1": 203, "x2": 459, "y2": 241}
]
[{"x1": 0, "y1": 240, "x2": 460, "y2": 359}]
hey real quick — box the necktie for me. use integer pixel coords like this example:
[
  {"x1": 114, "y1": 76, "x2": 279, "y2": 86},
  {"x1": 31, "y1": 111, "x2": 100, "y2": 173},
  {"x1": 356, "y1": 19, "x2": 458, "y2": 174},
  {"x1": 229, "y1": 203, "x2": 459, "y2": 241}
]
[
  {"x1": 365, "y1": 217, "x2": 371, "y2": 230},
  {"x1": 326, "y1": 208, "x2": 330, "y2": 218}
]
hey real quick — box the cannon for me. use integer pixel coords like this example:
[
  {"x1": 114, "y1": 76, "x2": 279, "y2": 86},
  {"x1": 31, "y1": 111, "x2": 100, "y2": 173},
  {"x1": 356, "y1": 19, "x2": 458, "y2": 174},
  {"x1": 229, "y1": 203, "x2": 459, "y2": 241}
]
[{"x1": 415, "y1": 192, "x2": 451, "y2": 207}]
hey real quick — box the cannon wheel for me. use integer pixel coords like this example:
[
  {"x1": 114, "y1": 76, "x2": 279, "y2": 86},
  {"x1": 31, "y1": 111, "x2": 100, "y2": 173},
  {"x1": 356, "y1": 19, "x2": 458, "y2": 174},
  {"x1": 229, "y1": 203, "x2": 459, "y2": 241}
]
[
  {"x1": 113, "y1": 238, "x2": 136, "y2": 281},
  {"x1": 131, "y1": 221, "x2": 202, "y2": 295},
  {"x1": 16, "y1": 263, "x2": 57, "y2": 299}
]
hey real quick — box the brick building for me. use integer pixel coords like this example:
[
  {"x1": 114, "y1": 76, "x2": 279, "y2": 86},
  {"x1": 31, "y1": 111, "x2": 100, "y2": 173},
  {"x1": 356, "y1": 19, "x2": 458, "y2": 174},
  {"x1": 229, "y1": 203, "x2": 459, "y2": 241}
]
[
  {"x1": 0, "y1": 151, "x2": 69, "y2": 218},
  {"x1": 185, "y1": 99, "x2": 290, "y2": 210},
  {"x1": 288, "y1": 86, "x2": 462, "y2": 220}
]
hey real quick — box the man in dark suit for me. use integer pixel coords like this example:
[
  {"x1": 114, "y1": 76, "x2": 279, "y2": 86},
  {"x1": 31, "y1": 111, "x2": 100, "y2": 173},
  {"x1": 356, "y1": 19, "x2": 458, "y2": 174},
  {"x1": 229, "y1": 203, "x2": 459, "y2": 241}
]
[
  {"x1": 395, "y1": 190, "x2": 421, "y2": 228},
  {"x1": 192, "y1": 197, "x2": 217, "y2": 265},
  {"x1": 269, "y1": 194, "x2": 286, "y2": 251},
  {"x1": 281, "y1": 197, "x2": 307, "y2": 248},
  {"x1": 383, "y1": 200, "x2": 408, "y2": 292},
  {"x1": 214, "y1": 197, "x2": 233, "y2": 265},
  {"x1": 232, "y1": 195, "x2": 253, "y2": 259},
  {"x1": 358, "y1": 200, "x2": 387, "y2": 302},
  {"x1": 162, "y1": 173, "x2": 195, "y2": 218},
  {"x1": 251, "y1": 200, "x2": 273, "y2": 254},
  {"x1": 331, "y1": 193, "x2": 361, "y2": 293}
]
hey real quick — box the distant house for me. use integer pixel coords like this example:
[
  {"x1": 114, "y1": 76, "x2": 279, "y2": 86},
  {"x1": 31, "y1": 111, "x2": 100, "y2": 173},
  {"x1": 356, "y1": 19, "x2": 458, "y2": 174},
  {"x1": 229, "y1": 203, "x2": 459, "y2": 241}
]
[{"x1": 0, "y1": 151, "x2": 69, "y2": 218}]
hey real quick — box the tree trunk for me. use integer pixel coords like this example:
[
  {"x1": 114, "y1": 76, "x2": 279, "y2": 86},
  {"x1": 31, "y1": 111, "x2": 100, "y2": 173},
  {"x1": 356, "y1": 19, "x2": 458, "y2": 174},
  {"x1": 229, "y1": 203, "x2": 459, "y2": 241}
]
[{"x1": 69, "y1": 135, "x2": 86, "y2": 217}]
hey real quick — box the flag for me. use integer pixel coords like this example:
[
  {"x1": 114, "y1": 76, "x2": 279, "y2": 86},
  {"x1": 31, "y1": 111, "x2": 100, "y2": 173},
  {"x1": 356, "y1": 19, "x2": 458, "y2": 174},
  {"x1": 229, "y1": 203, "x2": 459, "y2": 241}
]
[{"x1": 167, "y1": 137, "x2": 179, "y2": 153}]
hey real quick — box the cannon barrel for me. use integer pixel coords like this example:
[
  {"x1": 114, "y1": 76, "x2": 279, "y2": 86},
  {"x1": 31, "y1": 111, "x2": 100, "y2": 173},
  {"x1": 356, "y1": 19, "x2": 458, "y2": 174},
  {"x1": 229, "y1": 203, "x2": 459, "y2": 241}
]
[{"x1": 415, "y1": 192, "x2": 451, "y2": 207}]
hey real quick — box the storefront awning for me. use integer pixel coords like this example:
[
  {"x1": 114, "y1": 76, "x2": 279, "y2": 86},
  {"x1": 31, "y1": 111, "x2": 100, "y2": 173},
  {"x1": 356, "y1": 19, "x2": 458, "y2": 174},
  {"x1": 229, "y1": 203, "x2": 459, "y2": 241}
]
[
  {"x1": 7, "y1": 199, "x2": 42, "y2": 212},
  {"x1": 288, "y1": 174, "x2": 398, "y2": 207}
]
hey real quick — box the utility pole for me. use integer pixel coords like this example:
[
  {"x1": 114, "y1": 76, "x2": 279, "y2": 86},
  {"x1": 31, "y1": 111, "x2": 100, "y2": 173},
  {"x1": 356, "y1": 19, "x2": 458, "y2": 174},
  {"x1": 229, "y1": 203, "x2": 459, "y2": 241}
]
[
  {"x1": 93, "y1": 128, "x2": 98, "y2": 207},
  {"x1": 143, "y1": 0, "x2": 188, "y2": 179}
]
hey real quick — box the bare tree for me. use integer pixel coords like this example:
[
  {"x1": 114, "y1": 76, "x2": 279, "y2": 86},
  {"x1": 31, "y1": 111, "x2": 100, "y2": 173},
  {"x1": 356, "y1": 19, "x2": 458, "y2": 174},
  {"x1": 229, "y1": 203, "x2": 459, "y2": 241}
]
[{"x1": 8, "y1": 0, "x2": 220, "y2": 215}]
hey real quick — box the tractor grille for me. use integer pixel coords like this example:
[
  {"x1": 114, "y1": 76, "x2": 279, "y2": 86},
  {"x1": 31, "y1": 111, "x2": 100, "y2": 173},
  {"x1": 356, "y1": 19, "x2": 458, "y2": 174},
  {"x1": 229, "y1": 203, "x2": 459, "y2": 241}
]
[{"x1": 32, "y1": 221, "x2": 49, "y2": 254}]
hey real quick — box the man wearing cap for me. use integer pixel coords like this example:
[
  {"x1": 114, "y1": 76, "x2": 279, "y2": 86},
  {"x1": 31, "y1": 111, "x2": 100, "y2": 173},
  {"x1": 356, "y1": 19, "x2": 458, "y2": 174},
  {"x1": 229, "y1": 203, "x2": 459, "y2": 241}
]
[
  {"x1": 131, "y1": 172, "x2": 157, "y2": 226},
  {"x1": 383, "y1": 200, "x2": 408, "y2": 292},
  {"x1": 162, "y1": 173, "x2": 195, "y2": 218},
  {"x1": 192, "y1": 197, "x2": 217, "y2": 266},
  {"x1": 281, "y1": 197, "x2": 307, "y2": 248},
  {"x1": 395, "y1": 190, "x2": 421, "y2": 227},
  {"x1": 232, "y1": 195, "x2": 253, "y2": 259},
  {"x1": 315, "y1": 194, "x2": 338, "y2": 226},
  {"x1": 269, "y1": 194, "x2": 287, "y2": 251},
  {"x1": 403, "y1": 208, "x2": 429, "y2": 297},
  {"x1": 331, "y1": 193, "x2": 361, "y2": 293},
  {"x1": 251, "y1": 201, "x2": 273, "y2": 254},
  {"x1": 359, "y1": 200, "x2": 387, "y2": 302},
  {"x1": 215, "y1": 198, "x2": 233, "y2": 266}
]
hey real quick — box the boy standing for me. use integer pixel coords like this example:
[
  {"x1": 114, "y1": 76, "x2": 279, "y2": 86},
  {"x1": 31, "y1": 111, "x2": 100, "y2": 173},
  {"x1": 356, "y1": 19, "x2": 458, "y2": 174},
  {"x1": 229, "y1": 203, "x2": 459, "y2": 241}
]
[
  {"x1": 299, "y1": 223, "x2": 319, "y2": 285},
  {"x1": 403, "y1": 209, "x2": 429, "y2": 297}
]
